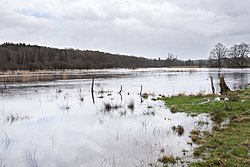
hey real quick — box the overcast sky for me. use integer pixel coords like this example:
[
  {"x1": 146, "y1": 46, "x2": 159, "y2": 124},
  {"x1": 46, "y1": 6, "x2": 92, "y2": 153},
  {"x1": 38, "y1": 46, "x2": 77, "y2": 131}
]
[{"x1": 0, "y1": 0, "x2": 250, "y2": 60}]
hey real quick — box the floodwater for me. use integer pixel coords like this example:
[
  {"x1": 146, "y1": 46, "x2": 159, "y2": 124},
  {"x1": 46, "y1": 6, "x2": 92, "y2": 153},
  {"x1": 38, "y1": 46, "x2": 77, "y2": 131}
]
[{"x1": 0, "y1": 68, "x2": 249, "y2": 167}]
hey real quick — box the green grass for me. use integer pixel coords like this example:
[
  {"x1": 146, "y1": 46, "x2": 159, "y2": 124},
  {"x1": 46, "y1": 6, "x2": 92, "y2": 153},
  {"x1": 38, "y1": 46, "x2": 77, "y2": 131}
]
[
  {"x1": 159, "y1": 92, "x2": 250, "y2": 115},
  {"x1": 158, "y1": 87, "x2": 250, "y2": 167},
  {"x1": 158, "y1": 88, "x2": 250, "y2": 123},
  {"x1": 190, "y1": 121, "x2": 250, "y2": 167},
  {"x1": 147, "y1": 105, "x2": 153, "y2": 109}
]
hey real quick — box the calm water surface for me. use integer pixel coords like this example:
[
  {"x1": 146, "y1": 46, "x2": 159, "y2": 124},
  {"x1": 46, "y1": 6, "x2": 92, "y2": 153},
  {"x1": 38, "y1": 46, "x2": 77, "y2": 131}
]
[{"x1": 0, "y1": 68, "x2": 249, "y2": 167}]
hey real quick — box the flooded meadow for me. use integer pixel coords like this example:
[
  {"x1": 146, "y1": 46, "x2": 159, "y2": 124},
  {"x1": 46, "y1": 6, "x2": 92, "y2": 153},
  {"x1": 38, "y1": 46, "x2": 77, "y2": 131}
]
[{"x1": 0, "y1": 68, "x2": 249, "y2": 167}]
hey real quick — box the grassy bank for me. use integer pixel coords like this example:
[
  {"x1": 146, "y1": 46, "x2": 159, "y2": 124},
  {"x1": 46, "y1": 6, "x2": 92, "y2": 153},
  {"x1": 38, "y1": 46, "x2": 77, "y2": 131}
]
[{"x1": 159, "y1": 88, "x2": 250, "y2": 167}]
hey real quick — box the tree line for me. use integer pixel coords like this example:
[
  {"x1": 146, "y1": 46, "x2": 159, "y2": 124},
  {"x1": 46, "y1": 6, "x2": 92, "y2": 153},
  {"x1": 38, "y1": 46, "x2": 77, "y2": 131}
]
[
  {"x1": 0, "y1": 42, "x2": 248, "y2": 70},
  {"x1": 0, "y1": 43, "x2": 207, "y2": 70},
  {"x1": 209, "y1": 42, "x2": 250, "y2": 68}
]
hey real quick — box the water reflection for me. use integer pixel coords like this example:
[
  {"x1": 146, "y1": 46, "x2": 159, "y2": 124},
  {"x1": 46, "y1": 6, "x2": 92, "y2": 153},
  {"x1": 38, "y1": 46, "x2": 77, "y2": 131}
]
[
  {"x1": 0, "y1": 68, "x2": 249, "y2": 166},
  {"x1": 209, "y1": 70, "x2": 249, "y2": 92}
]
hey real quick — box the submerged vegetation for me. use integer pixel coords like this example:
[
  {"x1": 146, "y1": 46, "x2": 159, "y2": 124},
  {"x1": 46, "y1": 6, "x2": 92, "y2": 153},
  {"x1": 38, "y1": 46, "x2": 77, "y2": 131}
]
[
  {"x1": 158, "y1": 155, "x2": 177, "y2": 164},
  {"x1": 102, "y1": 99, "x2": 136, "y2": 113},
  {"x1": 172, "y1": 125, "x2": 185, "y2": 136},
  {"x1": 127, "y1": 100, "x2": 135, "y2": 110},
  {"x1": 103, "y1": 102, "x2": 122, "y2": 112},
  {"x1": 5, "y1": 113, "x2": 31, "y2": 124},
  {"x1": 159, "y1": 87, "x2": 250, "y2": 166}
]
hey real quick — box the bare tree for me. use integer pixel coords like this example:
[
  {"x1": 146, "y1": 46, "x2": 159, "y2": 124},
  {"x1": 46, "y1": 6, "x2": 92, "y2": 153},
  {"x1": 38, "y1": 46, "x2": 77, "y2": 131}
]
[
  {"x1": 209, "y1": 43, "x2": 228, "y2": 68},
  {"x1": 166, "y1": 53, "x2": 177, "y2": 67},
  {"x1": 229, "y1": 42, "x2": 249, "y2": 68}
]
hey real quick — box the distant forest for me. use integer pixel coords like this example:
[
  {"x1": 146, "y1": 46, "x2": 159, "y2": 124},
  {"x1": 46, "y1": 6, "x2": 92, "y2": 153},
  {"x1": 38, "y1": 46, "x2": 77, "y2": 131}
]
[{"x1": 0, "y1": 42, "x2": 249, "y2": 70}]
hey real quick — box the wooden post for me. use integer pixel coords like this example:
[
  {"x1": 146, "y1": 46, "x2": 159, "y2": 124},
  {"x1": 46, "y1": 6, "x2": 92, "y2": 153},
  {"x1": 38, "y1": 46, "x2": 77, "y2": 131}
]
[
  {"x1": 91, "y1": 78, "x2": 95, "y2": 104},
  {"x1": 4, "y1": 82, "x2": 6, "y2": 90},
  {"x1": 219, "y1": 75, "x2": 230, "y2": 94},
  {"x1": 210, "y1": 76, "x2": 215, "y2": 94},
  {"x1": 118, "y1": 85, "x2": 123, "y2": 101},
  {"x1": 119, "y1": 85, "x2": 122, "y2": 94},
  {"x1": 3, "y1": 78, "x2": 6, "y2": 90}
]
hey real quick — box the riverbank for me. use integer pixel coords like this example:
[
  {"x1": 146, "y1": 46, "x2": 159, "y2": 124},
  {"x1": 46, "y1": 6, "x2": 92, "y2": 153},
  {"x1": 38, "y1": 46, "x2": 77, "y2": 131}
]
[
  {"x1": 0, "y1": 69, "x2": 131, "y2": 83},
  {"x1": 1, "y1": 68, "x2": 250, "y2": 84},
  {"x1": 0, "y1": 68, "x2": 206, "y2": 83},
  {"x1": 159, "y1": 88, "x2": 250, "y2": 166}
]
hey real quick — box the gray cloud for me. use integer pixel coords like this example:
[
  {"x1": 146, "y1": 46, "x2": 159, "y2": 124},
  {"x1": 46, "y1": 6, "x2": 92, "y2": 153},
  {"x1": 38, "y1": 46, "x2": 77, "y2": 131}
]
[{"x1": 0, "y1": 0, "x2": 250, "y2": 59}]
